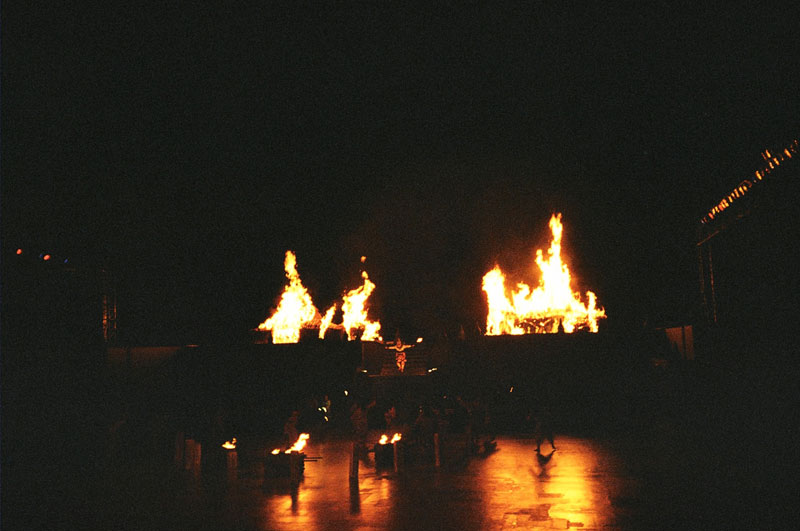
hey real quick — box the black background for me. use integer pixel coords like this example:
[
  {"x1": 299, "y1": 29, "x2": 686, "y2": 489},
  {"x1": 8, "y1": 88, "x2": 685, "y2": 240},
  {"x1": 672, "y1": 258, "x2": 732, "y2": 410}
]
[{"x1": 3, "y1": 4, "x2": 798, "y2": 343}]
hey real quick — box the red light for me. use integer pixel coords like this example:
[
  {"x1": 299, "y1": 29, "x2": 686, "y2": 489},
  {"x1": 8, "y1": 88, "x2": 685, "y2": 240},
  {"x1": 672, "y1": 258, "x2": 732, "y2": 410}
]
[
  {"x1": 43, "y1": 254, "x2": 51, "y2": 261},
  {"x1": 16, "y1": 248, "x2": 23, "y2": 255}
]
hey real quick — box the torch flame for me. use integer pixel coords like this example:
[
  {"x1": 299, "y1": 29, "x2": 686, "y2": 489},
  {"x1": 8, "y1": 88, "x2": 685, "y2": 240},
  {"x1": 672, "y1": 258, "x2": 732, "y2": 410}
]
[
  {"x1": 221, "y1": 438, "x2": 237, "y2": 450},
  {"x1": 482, "y1": 214, "x2": 605, "y2": 335},
  {"x1": 258, "y1": 251, "x2": 320, "y2": 344},
  {"x1": 341, "y1": 271, "x2": 382, "y2": 341},
  {"x1": 379, "y1": 434, "x2": 389, "y2": 445},
  {"x1": 390, "y1": 433, "x2": 402, "y2": 443}
]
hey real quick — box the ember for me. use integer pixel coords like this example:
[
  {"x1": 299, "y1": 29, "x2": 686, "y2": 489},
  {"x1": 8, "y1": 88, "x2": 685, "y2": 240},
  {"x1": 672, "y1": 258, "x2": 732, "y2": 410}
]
[{"x1": 482, "y1": 214, "x2": 605, "y2": 335}]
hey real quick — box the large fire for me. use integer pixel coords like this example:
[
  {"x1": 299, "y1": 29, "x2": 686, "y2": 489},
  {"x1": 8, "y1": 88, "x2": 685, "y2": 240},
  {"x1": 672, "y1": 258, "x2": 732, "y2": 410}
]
[
  {"x1": 341, "y1": 271, "x2": 382, "y2": 341},
  {"x1": 482, "y1": 214, "x2": 605, "y2": 335},
  {"x1": 258, "y1": 251, "x2": 320, "y2": 343},
  {"x1": 259, "y1": 251, "x2": 382, "y2": 344}
]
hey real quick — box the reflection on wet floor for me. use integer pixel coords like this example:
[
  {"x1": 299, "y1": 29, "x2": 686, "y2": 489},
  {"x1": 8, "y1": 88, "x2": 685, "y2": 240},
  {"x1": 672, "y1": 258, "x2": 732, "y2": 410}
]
[
  {"x1": 480, "y1": 438, "x2": 633, "y2": 529},
  {"x1": 166, "y1": 435, "x2": 639, "y2": 530}
]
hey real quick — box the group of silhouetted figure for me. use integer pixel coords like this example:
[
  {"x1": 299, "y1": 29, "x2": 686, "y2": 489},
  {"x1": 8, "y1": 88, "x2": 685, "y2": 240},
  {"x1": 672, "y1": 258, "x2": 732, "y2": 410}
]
[
  {"x1": 276, "y1": 388, "x2": 558, "y2": 467},
  {"x1": 344, "y1": 393, "x2": 560, "y2": 464}
]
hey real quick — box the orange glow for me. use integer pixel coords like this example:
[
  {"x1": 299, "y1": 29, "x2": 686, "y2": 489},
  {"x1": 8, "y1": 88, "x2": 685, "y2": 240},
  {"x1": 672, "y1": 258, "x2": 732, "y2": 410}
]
[
  {"x1": 15, "y1": 248, "x2": 23, "y2": 255},
  {"x1": 482, "y1": 214, "x2": 605, "y2": 335},
  {"x1": 341, "y1": 271, "x2": 382, "y2": 341},
  {"x1": 271, "y1": 448, "x2": 281, "y2": 455},
  {"x1": 258, "y1": 251, "x2": 321, "y2": 344},
  {"x1": 221, "y1": 438, "x2": 237, "y2": 450},
  {"x1": 42, "y1": 254, "x2": 51, "y2": 261},
  {"x1": 286, "y1": 433, "x2": 310, "y2": 453}
]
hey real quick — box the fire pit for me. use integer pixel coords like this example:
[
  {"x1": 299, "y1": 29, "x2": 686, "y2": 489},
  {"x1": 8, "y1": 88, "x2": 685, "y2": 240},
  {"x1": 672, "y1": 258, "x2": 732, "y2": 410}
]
[
  {"x1": 374, "y1": 433, "x2": 402, "y2": 470},
  {"x1": 265, "y1": 433, "x2": 310, "y2": 479},
  {"x1": 264, "y1": 450, "x2": 306, "y2": 478}
]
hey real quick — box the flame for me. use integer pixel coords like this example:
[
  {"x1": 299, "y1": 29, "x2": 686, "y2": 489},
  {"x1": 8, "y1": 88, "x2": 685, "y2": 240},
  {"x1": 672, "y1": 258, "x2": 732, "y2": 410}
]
[
  {"x1": 379, "y1": 433, "x2": 402, "y2": 445},
  {"x1": 258, "y1": 251, "x2": 320, "y2": 344},
  {"x1": 318, "y1": 304, "x2": 337, "y2": 339},
  {"x1": 258, "y1": 252, "x2": 383, "y2": 343},
  {"x1": 221, "y1": 438, "x2": 237, "y2": 450},
  {"x1": 285, "y1": 433, "x2": 310, "y2": 453},
  {"x1": 482, "y1": 214, "x2": 605, "y2": 335},
  {"x1": 271, "y1": 448, "x2": 281, "y2": 455},
  {"x1": 341, "y1": 271, "x2": 382, "y2": 341}
]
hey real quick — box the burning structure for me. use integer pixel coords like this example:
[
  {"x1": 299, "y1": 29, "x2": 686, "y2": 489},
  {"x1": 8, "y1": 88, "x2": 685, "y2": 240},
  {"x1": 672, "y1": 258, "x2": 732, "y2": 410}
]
[
  {"x1": 258, "y1": 251, "x2": 382, "y2": 344},
  {"x1": 482, "y1": 214, "x2": 605, "y2": 335}
]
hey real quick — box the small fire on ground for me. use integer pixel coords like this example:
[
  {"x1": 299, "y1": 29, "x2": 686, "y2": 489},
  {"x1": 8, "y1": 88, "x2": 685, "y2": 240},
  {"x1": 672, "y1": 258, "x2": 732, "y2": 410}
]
[
  {"x1": 378, "y1": 433, "x2": 402, "y2": 445},
  {"x1": 482, "y1": 214, "x2": 605, "y2": 335},
  {"x1": 272, "y1": 433, "x2": 310, "y2": 454},
  {"x1": 258, "y1": 251, "x2": 381, "y2": 344}
]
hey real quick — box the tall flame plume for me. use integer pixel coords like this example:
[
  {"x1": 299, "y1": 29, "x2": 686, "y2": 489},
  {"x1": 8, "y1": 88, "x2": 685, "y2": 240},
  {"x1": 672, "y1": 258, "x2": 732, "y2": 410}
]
[
  {"x1": 258, "y1": 251, "x2": 320, "y2": 344},
  {"x1": 341, "y1": 271, "x2": 382, "y2": 341}
]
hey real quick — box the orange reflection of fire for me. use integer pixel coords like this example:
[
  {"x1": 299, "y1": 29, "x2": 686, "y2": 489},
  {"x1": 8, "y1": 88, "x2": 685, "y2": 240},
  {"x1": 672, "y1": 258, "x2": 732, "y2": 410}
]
[
  {"x1": 258, "y1": 251, "x2": 321, "y2": 344},
  {"x1": 285, "y1": 433, "x2": 310, "y2": 453},
  {"x1": 341, "y1": 271, "x2": 382, "y2": 341},
  {"x1": 483, "y1": 214, "x2": 605, "y2": 335}
]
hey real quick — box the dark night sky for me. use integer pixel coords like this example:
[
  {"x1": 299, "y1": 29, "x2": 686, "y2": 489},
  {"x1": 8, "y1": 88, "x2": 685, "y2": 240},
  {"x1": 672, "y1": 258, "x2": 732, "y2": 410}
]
[{"x1": 2, "y1": 4, "x2": 798, "y2": 343}]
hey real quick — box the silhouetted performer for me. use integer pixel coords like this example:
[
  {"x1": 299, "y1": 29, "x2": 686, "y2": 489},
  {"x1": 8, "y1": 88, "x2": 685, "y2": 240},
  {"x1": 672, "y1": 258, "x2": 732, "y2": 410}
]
[
  {"x1": 534, "y1": 407, "x2": 556, "y2": 452},
  {"x1": 413, "y1": 405, "x2": 436, "y2": 456},
  {"x1": 283, "y1": 410, "x2": 299, "y2": 447},
  {"x1": 350, "y1": 402, "x2": 368, "y2": 461}
]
